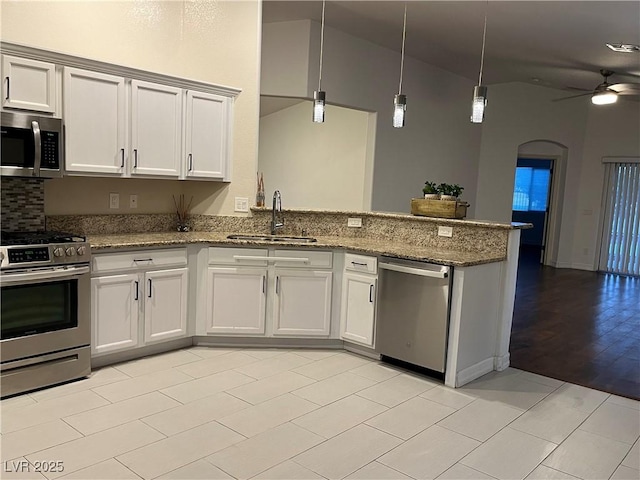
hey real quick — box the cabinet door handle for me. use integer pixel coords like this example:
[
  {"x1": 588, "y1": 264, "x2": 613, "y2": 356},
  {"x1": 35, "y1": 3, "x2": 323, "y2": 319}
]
[
  {"x1": 188, "y1": 154, "x2": 193, "y2": 171},
  {"x1": 369, "y1": 284, "x2": 374, "y2": 303},
  {"x1": 134, "y1": 281, "x2": 139, "y2": 301},
  {"x1": 276, "y1": 276, "x2": 280, "y2": 294},
  {"x1": 133, "y1": 258, "x2": 153, "y2": 263},
  {"x1": 5, "y1": 76, "x2": 9, "y2": 100},
  {"x1": 120, "y1": 148, "x2": 125, "y2": 168},
  {"x1": 352, "y1": 261, "x2": 368, "y2": 267},
  {"x1": 262, "y1": 275, "x2": 266, "y2": 294},
  {"x1": 133, "y1": 149, "x2": 138, "y2": 168},
  {"x1": 147, "y1": 278, "x2": 152, "y2": 298}
]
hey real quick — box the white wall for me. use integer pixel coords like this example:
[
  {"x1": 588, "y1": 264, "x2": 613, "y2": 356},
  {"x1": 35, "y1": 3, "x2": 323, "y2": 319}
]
[
  {"x1": 476, "y1": 82, "x2": 640, "y2": 270},
  {"x1": 1, "y1": 0, "x2": 261, "y2": 216},
  {"x1": 259, "y1": 102, "x2": 372, "y2": 211},
  {"x1": 262, "y1": 21, "x2": 482, "y2": 215},
  {"x1": 572, "y1": 101, "x2": 640, "y2": 270},
  {"x1": 261, "y1": 21, "x2": 311, "y2": 98}
]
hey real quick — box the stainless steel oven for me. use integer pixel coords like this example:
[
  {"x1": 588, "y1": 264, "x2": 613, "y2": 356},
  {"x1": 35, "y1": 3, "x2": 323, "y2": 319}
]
[{"x1": 0, "y1": 232, "x2": 91, "y2": 397}]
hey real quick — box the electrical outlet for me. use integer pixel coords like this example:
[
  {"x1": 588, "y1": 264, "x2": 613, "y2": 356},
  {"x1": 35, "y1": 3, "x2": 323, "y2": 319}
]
[
  {"x1": 234, "y1": 197, "x2": 249, "y2": 212},
  {"x1": 347, "y1": 217, "x2": 362, "y2": 228},
  {"x1": 438, "y1": 226, "x2": 453, "y2": 237},
  {"x1": 109, "y1": 192, "x2": 119, "y2": 209},
  {"x1": 129, "y1": 194, "x2": 138, "y2": 209}
]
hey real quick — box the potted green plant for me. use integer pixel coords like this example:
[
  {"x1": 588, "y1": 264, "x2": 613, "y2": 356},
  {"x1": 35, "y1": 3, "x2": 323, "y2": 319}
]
[
  {"x1": 438, "y1": 183, "x2": 464, "y2": 201},
  {"x1": 422, "y1": 181, "x2": 439, "y2": 199}
]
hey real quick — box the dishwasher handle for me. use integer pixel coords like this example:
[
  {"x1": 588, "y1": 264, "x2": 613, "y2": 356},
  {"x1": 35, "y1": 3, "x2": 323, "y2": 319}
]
[{"x1": 379, "y1": 262, "x2": 448, "y2": 279}]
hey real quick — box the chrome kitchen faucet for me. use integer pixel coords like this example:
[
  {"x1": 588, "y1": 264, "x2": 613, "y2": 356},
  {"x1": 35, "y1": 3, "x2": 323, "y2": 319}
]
[{"x1": 271, "y1": 190, "x2": 284, "y2": 235}]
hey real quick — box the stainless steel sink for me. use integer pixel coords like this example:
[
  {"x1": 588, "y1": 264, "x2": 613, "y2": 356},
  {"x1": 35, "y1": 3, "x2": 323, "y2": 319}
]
[{"x1": 227, "y1": 234, "x2": 317, "y2": 243}]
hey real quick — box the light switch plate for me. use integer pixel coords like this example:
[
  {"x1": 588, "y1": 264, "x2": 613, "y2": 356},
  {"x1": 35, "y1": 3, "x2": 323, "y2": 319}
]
[
  {"x1": 109, "y1": 192, "x2": 119, "y2": 209},
  {"x1": 347, "y1": 217, "x2": 363, "y2": 228},
  {"x1": 129, "y1": 194, "x2": 138, "y2": 209},
  {"x1": 234, "y1": 197, "x2": 249, "y2": 212},
  {"x1": 438, "y1": 226, "x2": 453, "y2": 237}
]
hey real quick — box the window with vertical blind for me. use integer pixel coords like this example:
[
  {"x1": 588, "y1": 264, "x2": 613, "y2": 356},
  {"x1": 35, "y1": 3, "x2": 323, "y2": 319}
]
[
  {"x1": 599, "y1": 159, "x2": 640, "y2": 276},
  {"x1": 512, "y1": 167, "x2": 551, "y2": 211}
]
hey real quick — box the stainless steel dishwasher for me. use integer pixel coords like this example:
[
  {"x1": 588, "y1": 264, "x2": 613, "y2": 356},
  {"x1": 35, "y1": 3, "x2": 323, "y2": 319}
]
[{"x1": 375, "y1": 257, "x2": 451, "y2": 373}]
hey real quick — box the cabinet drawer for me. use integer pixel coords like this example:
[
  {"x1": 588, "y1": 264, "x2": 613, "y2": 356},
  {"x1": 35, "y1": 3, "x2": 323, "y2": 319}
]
[
  {"x1": 273, "y1": 250, "x2": 332, "y2": 269},
  {"x1": 93, "y1": 248, "x2": 187, "y2": 273},
  {"x1": 209, "y1": 247, "x2": 269, "y2": 266},
  {"x1": 345, "y1": 253, "x2": 377, "y2": 274}
]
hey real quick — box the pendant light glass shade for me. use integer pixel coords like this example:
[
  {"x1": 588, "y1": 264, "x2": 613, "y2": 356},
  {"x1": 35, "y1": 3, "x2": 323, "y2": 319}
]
[
  {"x1": 471, "y1": 85, "x2": 487, "y2": 123},
  {"x1": 313, "y1": 90, "x2": 326, "y2": 122},
  {"x1": 591, "y1": 90, "x2": 618, "y2": 105},
  {"x1": 393, "y1": 94, "x2": 407, "y2": 128}
]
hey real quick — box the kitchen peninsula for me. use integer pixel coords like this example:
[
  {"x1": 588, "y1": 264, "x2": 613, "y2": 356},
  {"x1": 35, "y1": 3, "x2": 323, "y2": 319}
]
[{"x1": 49, "y1": 209, "x2": 529, "y2": 389}]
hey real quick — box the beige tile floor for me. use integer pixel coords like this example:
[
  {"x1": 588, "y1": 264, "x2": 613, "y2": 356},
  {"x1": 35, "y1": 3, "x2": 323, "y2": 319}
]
[{"x1": 1, "y1": 347, "x2": 638, "y2": 480}]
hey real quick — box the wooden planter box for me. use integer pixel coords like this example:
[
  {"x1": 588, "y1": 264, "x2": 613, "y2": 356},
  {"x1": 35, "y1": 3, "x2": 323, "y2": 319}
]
[{"x1": 410, "y1": 198, "x2": 469, "y2": 219}]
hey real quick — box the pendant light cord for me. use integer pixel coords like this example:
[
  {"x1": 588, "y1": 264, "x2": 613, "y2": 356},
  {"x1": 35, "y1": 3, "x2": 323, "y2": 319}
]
[
  {"x1": 478, "y1": 0, "x2": 488, "y2": 85},
  {"x1": 398, "y1": 3, "x2": 407, "y2": 95},
  {"x1": 318, "y1": 0, "x2": 326, "y2": 92}
]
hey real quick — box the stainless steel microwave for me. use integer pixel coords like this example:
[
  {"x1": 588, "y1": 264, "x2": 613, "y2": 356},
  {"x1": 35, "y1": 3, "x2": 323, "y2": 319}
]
[{"x1": 1, "y1": 112, "x2": 63, "y2": 178}]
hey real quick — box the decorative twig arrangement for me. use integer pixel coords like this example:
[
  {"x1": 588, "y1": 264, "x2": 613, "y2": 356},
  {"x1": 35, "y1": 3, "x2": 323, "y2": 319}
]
[{"x1": 173, "y1": 194, "x2": 193, "y2": 231}]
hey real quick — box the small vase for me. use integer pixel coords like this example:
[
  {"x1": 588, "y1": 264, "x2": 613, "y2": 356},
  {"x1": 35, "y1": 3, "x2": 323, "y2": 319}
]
[
  {"x1": 440, "y1": 195, "x2": 457, "y2": 202},
  {"x1": 177, "y1": 223, "x2": 190, "y2": 232},
  {"x1": 424, "y1": 193, "x2": 439, "y2": 200}
]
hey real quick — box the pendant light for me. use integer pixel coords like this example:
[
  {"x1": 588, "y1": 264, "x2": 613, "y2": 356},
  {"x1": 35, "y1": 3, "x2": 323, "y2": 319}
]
[
  {"x1": 313, "y1": 0, "x2": 327, "y2": 123},
  {"x1": 471, "y1": 1, "x2": 489, "y2": 123},
  {"x1": 393, "y1": 4, "x2": 408, "y2": 128}
]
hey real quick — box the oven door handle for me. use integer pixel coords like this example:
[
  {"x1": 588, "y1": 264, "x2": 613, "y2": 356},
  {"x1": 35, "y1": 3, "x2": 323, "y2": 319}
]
[{"x1": 0, "y1": 266, "x2": 90, "y2": 286}]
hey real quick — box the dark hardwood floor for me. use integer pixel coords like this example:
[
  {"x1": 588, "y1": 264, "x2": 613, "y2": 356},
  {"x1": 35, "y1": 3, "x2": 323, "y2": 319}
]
[{"x1": 510, "y1": 246, "x2": 640, "y2": 400}]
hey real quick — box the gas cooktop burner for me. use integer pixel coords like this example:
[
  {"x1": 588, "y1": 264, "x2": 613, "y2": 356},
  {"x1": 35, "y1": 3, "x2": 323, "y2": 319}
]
[{"x1": 0, "y1": 231, "x2": 86, "y2": 246}]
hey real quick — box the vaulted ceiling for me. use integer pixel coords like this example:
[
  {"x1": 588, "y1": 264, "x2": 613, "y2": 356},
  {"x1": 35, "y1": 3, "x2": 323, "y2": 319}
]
[{"x1": 262, "y1": 1, "x2": 640, "y2": 94}]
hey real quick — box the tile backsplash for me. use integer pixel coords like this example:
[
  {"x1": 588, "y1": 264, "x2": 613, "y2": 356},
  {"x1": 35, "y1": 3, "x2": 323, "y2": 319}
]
[{"x1": 1, "y1": 177, "x2": 46, "y2": 231}]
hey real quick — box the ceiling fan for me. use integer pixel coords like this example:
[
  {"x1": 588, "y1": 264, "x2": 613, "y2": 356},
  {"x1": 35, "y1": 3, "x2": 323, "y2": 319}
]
[{"x1": 554, "y1": 69, "x2": 640, "y2": 105}]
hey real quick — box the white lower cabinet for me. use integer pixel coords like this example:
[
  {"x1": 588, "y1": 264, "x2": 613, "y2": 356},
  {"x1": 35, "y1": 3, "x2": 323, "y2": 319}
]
[
  {"x1": 91, "y1": 248, "x2": 188, "y2": 356},
  {"x1": 144, "y1": 268, "x2": 188, "y2": 343},
  {"x1": 273, "y1": 269, "x2": 332, "y2": 336},
  {"x1": 206, "y1": 267, "x2": 267, "y2": 334},
  {"x1": 91, "y1": 273, "x2": 139, "y2": 355},
  {"x1": 205, "y1": 247, "x2": 333, "y2": 338},
  {"x1": 340, "y1": 254, "x2": 378, "y2": 347}
]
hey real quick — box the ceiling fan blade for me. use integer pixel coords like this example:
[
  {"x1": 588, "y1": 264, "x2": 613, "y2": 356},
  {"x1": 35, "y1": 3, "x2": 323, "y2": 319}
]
[
  {"x1": 552, "y1": 92, "x2": 593, "y2": 102},
  {"x1": 610, "y1": 83, "x2": 640, "y2": 94}
]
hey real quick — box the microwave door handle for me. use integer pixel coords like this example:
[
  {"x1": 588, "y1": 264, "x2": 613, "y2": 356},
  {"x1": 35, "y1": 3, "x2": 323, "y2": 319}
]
[{"x1": 31, "y1": 120, "x2": 41, "y2": 177}]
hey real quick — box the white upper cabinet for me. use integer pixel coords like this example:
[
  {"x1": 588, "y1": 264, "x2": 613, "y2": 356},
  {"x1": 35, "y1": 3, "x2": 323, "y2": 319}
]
[
  {"x1": 2, "y1": 55, "x2": 56, "y2": 114},
  {"x1": 131, "y1": 80, "x2": 182, "y2": 177},
  {"x1": 185, "y1": 91, "x2": 230, "y2": 180},
  {"x1": 63, "y1": 68, "x2": 126, "y2": 174}
]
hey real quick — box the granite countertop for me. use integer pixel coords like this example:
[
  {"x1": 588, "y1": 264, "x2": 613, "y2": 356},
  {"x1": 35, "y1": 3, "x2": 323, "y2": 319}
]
[{"x1": 88, "y1": 232, "x2": 506, "y2": 267}]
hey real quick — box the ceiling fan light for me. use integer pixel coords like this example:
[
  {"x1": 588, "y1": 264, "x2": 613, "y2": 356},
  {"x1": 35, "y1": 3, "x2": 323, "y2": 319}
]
[
  {"x1": 471, "y1": 85, "x2": 488, "y2": 123},
  {"x1": 591, "y1": 90, "x2": 618, "y2": 105}
]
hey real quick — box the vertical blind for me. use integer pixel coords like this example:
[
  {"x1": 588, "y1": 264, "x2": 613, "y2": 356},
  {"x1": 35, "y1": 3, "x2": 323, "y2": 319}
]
[{"x1": 599, "y1": 161, "x2": 640, "y2": 276}]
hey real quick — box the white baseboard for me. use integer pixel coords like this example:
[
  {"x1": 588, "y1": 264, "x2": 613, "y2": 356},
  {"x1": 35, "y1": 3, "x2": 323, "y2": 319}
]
[
  {"x1": 547, "y1": 261, "x2": 595, "y2": 271},
  {"x1": 494, "y1": 354, "x2": 510, "y2": 371},
  {"x1": 571, "y1": 263, "x2": 595, "y2": 271},
  {"x1": 456, "y1": 357, "x2": 494, "y2": 387}
]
